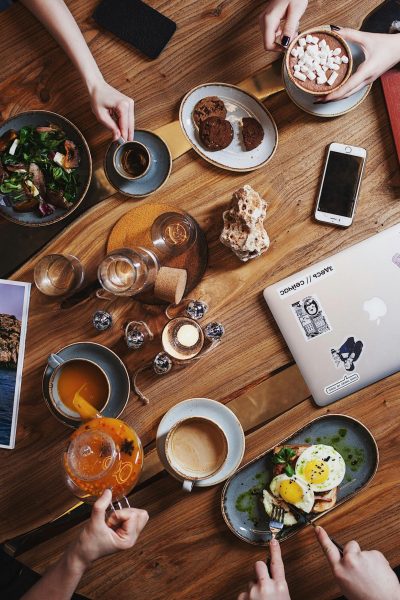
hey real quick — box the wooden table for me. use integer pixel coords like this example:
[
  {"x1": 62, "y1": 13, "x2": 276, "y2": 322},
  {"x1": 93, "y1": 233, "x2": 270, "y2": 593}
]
[{"x1": 1, "y1": 1, "x2": 400, "y2": 599}]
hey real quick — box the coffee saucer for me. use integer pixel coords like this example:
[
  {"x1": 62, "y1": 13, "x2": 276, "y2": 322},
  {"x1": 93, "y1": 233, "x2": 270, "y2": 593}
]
[
  {"x1": 156, "y1": 398, "x2": 245, "y2": 487},
  {"x1": 42, "y1": 342, "x2": 130, "y2": 428},
  {"x1": 283, "y1": 41, "x2": 372, "y2": 118},
  {"x1": 104, "y1": 130, "x2": 172, "y2": 198}
]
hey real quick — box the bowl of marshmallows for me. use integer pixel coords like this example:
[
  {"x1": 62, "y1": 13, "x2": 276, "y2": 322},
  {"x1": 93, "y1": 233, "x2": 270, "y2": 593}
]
[{"x1": 284, "y1": 28, "x2": 353, "y2": 96}]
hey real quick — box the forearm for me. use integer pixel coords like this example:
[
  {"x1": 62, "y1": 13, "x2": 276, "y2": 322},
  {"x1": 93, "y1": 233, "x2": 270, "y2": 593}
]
[
  {"x1": 21, "y1": 542, "x2": 89, "y2": 600},
  {"x1": 20, "y1": 0, "x2": 103, "y2": 92}
]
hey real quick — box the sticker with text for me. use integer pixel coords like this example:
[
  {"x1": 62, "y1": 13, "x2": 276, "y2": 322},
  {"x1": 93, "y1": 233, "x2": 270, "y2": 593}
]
[
  {"x1": 277, "y1": 264, "x2": 335, "y2": 299},
  {"x1": 330, "y1": 336, "x2": 364, "y2": 372},
  {"x1": 324, "y1": 373, "x2": 360, "y2": 396},
  {"x1": 291, "y1": 295, "x2": 331, "y2": 341}
]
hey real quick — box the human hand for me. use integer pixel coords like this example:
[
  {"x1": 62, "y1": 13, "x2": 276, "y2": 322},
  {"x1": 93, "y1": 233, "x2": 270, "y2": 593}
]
[
  {"x1": 315, "y1": 526, "x2": 400, "y2": 600},
  {"x1": 320, "y1": 28, "x2": 400, "y2": 102},
  {"x1": 259, "y1": 0, "x2": 308, "y2": 51},
  {"x1": 237, "y1": 539, "x2": 291, "y2": 600},
  {"x1": 73, "y1": 489, "x2": 149, "y2": 567},
  {"x1": 88, "y1": 79, "x2": 135, "y2": 141}
]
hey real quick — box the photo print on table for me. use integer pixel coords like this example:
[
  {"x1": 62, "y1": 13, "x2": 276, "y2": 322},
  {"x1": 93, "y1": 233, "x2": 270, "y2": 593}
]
[
  {"x1": 291, "y1": 295, "x2": 331, "y2": 341},
  {"x1": 330, "y1": 336, "x2": 364, "y2": 372},
  {"x1": 0, "y1": 279, "x2": 30, "y2": 449}
]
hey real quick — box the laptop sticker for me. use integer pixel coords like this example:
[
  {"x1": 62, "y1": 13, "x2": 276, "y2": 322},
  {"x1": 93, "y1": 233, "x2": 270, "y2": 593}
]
[
  {"x1": 392, "y1": 253, "x2": 400, "y2": 268},
  {"x1": 291, "y1": 295, "x2": 331, "y2": 341},
  {"x1": 330, "y1": 336, "x2": 364, "y2": 372},
  {"x1": 277, "y1": 264, "x2": 335, "y2": 299},
  {"x1": 325, "y1": 373, "x2": 360, "y2": 396}
]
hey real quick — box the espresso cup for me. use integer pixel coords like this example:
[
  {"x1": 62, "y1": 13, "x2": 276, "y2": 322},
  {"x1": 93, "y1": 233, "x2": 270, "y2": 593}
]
[
  {"x1": 113, "y1": 138, "x2": 151, "y2": 180},
  {"x1": 47, "y1": 354, "x2": 110, "y2": 421},
  {"x1": 165, "y1": 416, "x2": 229, "y2": 492}
]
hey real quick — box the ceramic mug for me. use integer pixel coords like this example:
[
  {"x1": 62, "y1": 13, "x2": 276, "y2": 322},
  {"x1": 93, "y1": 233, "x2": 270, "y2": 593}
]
[
  {"x1": 113, "y1": 138, "x2": 151, "y2": 181},
  {"x1": 47, "y1": 353, "x2": 111, "y2": 421},
  {"x1": 165, "y1": 416, "x2": 229, "y2": 492}
]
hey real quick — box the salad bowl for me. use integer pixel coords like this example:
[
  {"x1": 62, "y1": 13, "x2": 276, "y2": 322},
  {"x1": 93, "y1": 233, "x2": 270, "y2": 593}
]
[{"x1": 0, "y1": 110, "x2": 92, "y2": 227}]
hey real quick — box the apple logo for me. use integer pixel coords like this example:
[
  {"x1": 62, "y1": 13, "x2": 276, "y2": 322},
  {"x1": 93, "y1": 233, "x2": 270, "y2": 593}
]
[{"x1": 363, "y1": 297, "x2": 387, "y2": 325}]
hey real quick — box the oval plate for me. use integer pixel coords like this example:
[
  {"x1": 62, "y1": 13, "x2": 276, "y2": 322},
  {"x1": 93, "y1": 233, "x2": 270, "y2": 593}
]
[
  {"x1": 0, "y1": 110, "x2": 92, "y2": 226},
  {"x1": 221, "y1": 414, "x2": 378, "y2": 546},
  {"x1": 179, "y1": 83, "x2": 278, "y2": 172},
  {"x1": 42, "y1": 342, "x2": 130, "y2": 428}
]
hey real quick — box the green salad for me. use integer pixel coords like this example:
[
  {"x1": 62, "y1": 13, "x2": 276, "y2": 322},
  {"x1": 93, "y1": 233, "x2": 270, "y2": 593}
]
[{"x1": 0, "y1": 123, "x2": 81, "y2": 217}]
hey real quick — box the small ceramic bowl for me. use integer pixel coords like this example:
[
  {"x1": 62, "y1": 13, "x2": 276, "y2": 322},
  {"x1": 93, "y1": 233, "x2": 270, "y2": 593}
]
[{"x1": 285, "y1": 28, "x2": 353, "y2": 96}]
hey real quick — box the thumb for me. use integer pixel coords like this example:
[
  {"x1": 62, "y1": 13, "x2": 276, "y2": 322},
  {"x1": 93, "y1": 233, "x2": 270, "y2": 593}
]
[
  {"x1": 282, "y1": 2, "x2": 306, "y2": 41},
  {"x1": 335, "y1": 27, "x2": 367, "y2": 48},
  {"x1": 95, "y1": 107, "x2": 121, "y2": 141},
  {"x1": 92, "y1": 489, "x2": 112, "y2": 524}
]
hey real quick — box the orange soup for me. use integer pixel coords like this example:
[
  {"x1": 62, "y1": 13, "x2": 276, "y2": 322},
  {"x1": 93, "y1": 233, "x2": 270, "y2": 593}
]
[{"x1": 57, "y1": 360, "x2": 109, "y2": 412}]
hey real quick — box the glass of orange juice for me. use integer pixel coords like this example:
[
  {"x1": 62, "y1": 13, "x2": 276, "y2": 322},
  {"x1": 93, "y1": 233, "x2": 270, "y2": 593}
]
[{"x1": 63, "y1": 417, "x2": 143, "y2": 504}]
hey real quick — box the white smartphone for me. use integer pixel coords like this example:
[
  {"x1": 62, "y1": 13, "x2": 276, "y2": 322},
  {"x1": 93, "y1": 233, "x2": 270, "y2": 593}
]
[{"x1": 315, "y1": 142, "x2": 367, "y2": 227}]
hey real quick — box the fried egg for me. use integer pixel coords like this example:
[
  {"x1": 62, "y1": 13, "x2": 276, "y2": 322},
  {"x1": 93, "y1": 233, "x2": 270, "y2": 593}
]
[
  {"x1": 269, "y1": 474, "x2": 314, "y2": 513},
  {"x1": 262, "y1": 490, "x2": 297, "y2": 526},
  {"x1": 295, "y1": 444, "x2": 346, "y2": 492}
]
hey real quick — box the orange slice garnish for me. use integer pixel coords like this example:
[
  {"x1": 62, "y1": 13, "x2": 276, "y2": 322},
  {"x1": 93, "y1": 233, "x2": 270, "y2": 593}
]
[{"x1": 72, "y1": 385, "x2": 99, "y2": 420}]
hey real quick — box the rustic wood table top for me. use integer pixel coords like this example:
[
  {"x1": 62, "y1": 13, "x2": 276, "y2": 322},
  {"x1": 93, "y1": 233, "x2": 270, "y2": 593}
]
[{"x1": 1, "y1": 1, "x2": 400, "y2": 599}]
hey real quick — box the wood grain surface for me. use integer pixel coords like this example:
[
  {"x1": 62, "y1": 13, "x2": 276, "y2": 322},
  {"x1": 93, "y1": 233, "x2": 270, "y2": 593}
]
[{"x1": 0, "y1": 0, "x2": 399, "y2": 599}]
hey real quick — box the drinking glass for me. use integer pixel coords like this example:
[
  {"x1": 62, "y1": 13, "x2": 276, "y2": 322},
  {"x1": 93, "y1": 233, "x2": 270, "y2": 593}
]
[
  {"x1": 34, "y1": 254, "x2": 84, "y2": 297},
  {"x1": 97, "y1": 247, "x2": 159, "y2": 298},
  {"x1": 151, "y1": 212, "x2": 197, "y2": 257}
]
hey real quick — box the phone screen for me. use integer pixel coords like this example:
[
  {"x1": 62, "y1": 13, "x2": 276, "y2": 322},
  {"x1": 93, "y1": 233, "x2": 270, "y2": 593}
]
[{"x1": 317, "y1": 151, "x2": 364, "y2": 217}]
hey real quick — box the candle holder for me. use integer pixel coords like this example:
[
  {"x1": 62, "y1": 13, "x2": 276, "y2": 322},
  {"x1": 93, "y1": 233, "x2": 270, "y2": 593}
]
[
  {"x1": 131, "y1": 299, "x2": 224, "y2": 405},
  {"x1": 124, "y1": 320, "x2": 154, "y2": 350}
]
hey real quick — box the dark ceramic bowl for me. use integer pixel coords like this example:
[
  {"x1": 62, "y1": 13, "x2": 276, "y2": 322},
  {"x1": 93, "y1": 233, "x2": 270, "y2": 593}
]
[
  {"x1": 221, "y1": 414, "x2": 379, "y2": 546},
  {"x1": 0, "y1": 110, "x2": 92, "y2": 226}
]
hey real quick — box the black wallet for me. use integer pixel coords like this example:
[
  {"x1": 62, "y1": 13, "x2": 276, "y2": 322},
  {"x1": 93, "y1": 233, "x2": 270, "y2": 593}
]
[{"x1": 93, "y1": 0, "x2": 176, "y2": 60}]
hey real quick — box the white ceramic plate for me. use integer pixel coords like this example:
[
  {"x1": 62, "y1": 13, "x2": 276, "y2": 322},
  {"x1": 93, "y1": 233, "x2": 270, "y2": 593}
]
[
  {"x1": 156, "y1": 398, "x2": 245, "y2": 487},
  {"x1": 283, "y1": 41, "x2": 371, "y2": 118},
  {"x1": 179, "y1": 83, "x2": 278, "y2": 172}
]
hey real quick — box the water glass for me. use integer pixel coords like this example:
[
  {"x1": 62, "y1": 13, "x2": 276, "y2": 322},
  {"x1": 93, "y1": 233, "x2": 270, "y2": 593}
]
[
  {"x1": 34, "y1": 254, "x2": 84, "y2": 297},
  {"x1": 97, "y1": 247, "x2": 159, "y2": 298}
]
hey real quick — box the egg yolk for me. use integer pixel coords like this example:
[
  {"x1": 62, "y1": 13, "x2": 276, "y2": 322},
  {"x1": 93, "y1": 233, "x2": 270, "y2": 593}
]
[
  {"x1": 303, "y1": 460, "x2": 329, "y2": 484},
  {"x1": 279, "y1": 479, "x2": 303, "y2": 504}
]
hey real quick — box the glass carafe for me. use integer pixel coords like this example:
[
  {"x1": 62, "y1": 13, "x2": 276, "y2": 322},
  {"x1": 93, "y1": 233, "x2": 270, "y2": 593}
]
[{"x1": 63, "y1": 416, "x2": 143, "y2": 504}]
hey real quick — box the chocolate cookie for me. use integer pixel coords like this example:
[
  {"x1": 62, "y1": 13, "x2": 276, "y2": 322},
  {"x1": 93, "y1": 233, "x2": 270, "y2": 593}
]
[
  {"x1": 193, "y1": 96, "x2": 227, "y2": 127},
  {"x1": 199, "y1": 116, "x2": 234, "y2": 151},
  {"x1": 242, "y1": 117, "x2": 264, "y2": 151}
]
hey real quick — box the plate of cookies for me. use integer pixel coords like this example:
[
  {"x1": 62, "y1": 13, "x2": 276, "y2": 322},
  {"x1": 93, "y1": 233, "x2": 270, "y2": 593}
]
[{"x1": 179, "y1": 83, "x2": 278, "y2": 172}]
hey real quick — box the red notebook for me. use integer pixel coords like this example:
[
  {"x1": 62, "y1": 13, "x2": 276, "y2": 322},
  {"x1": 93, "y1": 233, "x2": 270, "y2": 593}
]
[{"x1": 381, "y1": 68, "x2": 400, "y2": 167}]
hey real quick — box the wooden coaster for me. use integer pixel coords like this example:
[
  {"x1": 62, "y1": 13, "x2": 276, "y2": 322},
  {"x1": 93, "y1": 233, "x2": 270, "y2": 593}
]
[{"x1": 107, "y1": 203, "x2": 208, "y2": 305}]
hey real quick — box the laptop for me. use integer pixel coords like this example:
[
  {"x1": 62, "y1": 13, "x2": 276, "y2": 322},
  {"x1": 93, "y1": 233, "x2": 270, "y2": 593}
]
[{"x1": 263, "y1": 223, "x2": 400, "y2": 406}]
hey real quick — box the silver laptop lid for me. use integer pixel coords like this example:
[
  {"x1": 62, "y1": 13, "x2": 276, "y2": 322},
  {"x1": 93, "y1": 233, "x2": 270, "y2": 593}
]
[{"x1": 263, "y1": 223, "x2": 400, "y2": 406}]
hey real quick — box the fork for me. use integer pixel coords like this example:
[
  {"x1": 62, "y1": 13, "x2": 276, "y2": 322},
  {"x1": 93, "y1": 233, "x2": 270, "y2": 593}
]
[{"x1": 268, "y1": 505, "x2": 285, "y2": 540}]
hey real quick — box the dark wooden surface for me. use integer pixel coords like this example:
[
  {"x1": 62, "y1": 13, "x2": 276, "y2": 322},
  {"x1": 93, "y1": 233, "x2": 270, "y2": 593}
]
[{"x1": 1, "y1": 1, "x2": 399, "y2": 599}]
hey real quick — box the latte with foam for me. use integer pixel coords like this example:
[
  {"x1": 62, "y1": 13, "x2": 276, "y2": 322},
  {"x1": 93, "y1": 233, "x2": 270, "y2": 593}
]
[{"x1": 166, "y1": 417, "x2": 228, "y2": 479}]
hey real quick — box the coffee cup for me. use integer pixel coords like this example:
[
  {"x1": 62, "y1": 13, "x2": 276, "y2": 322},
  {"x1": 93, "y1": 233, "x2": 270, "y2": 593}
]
[
  {"x1": 47, "y1": 353, "x2": 110, "y2": 421},
  {"x1": 165, "y1": 416, "x2": 229, "y2": 492},
  {"x1": 113, "y1": 138, "x2": 151, "y2": 180},
  {"x1": 284, "y1": 28, "x2": 353, "y2": 96}
]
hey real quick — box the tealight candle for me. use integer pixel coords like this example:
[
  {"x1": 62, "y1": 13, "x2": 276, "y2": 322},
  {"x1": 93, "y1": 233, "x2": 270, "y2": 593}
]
[
  {"x1": 162, "y1": 317, "x2": 204, "y2": 361},
  {"x1": 176, "y1": 323, "x2": 200, "y2": 347}
]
